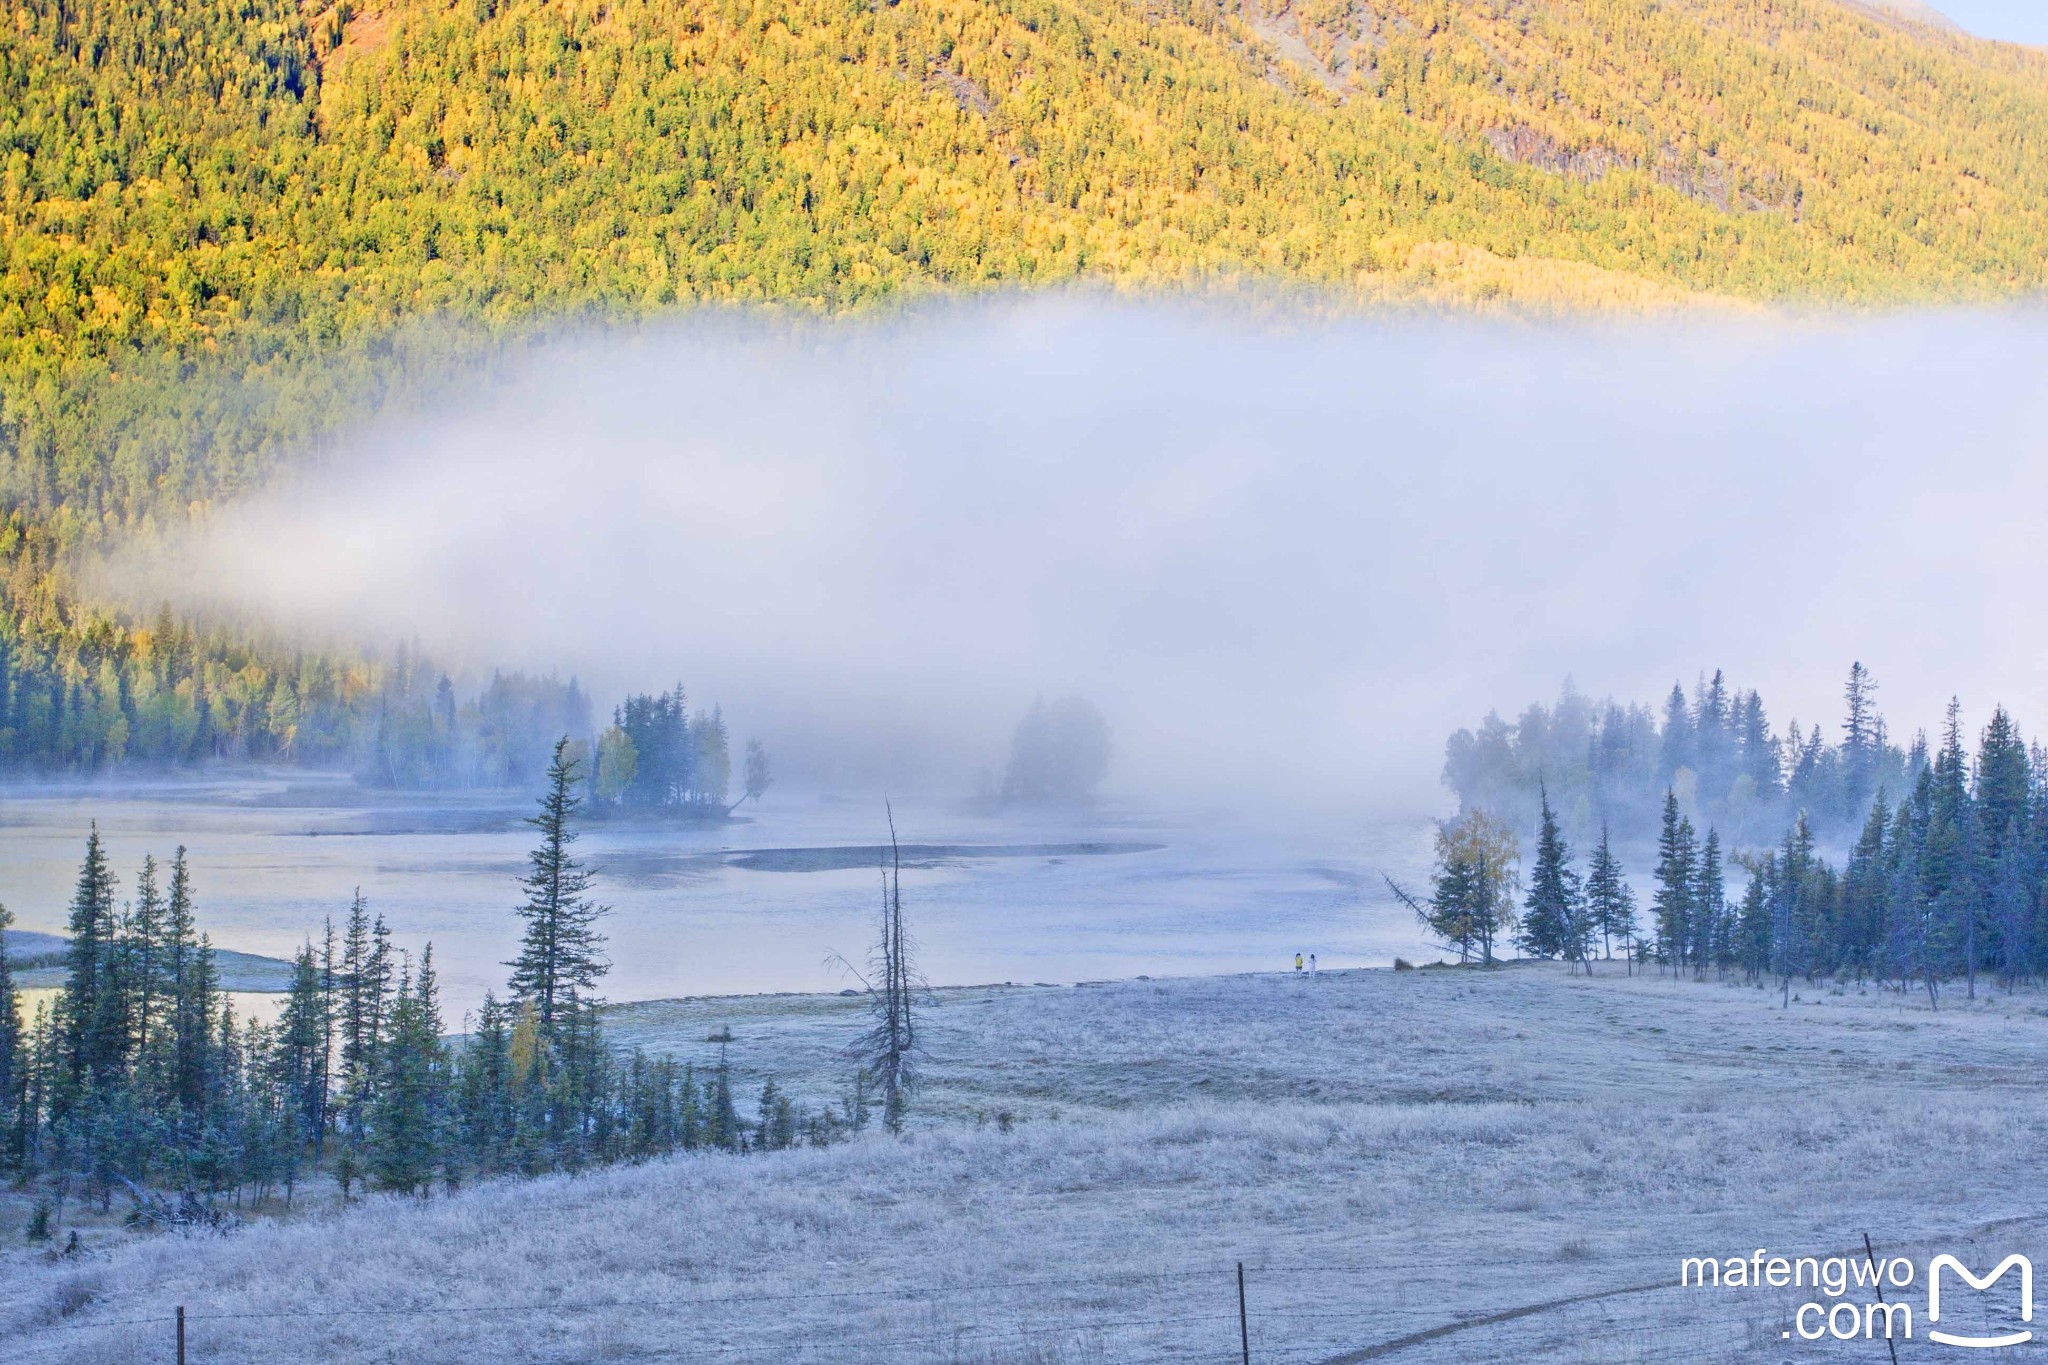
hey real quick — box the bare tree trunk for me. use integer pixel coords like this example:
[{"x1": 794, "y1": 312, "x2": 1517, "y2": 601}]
[{"x1": 861, "y1": 803, "x2": 917, "y2": 1135}]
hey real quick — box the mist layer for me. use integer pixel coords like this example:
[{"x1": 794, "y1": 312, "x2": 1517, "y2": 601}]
[{"x1": 138, "y1": 301, "x2": 2048, "y2": 806}]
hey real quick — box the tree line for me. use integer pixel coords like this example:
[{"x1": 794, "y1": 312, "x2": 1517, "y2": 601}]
[
  {"x1": 0, "y1": 599, "x2": 591, "y2": 785},
  {"x1": 1444, "y1": 663, "x2": 1916, "y2": 844},
  {"x1": 1416, "y1": 686, "x2": 2048, "y2": 1008},
  {"x1": 0, "y1": 740, "x2": 867, "y2": 1230},
  {"x1": 0, "y1": 594, "x2": 777, "y2": 811}
]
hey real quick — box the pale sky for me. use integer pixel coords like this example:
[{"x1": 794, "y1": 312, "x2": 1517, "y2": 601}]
[{"x1": 1934, "y1": 0, "x2": 2048, "y2": 45}]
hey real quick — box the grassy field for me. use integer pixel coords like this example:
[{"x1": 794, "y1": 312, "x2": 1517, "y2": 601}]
[{"x1": 3, "y1": 962, "x2": 2045, "y2": 1362}]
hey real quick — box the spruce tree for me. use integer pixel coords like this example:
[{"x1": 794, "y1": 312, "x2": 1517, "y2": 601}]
[
  {"x1": 370, "y1": 951, "x2": 448, "y2": 1195},
  {"x1": 164, "y1": 850, "x2": 215, "y2": 1120},
  {"x1": 1770, "y1": 813, "x2": 1819, "y2": 1006},
  {"x1": 366, "y1": 915, "x2": 395, "y2": 1088},
  {"x1": 338, "y1": 890, "x2": 375, "y2": 1132},
  {"x1": 1992, "y1": 823, "x2": 2030, "y2": 991},
  {"x1": 1651, "y1": 791, "x2": 1694, "y2": 975},
  {"x1": 1975, "y1": 706, "x2": 2029, "y2": 871},
  {"x1": 1736, "y1": 689, "x2": 1782, "y2": 804},
  {"x1": 1840, "y1": 796, "x2": 1892, "y2": 982},
  {"x1": 1841, "y1": 662, "x2": 1881, "y2": 817},
  {"x1": 315, "y1": 918, "x2": 337, "y2": 1158},
  {"x1": 1735, "y1": 862, "x2": 1771, "y2": 983},
  {"x1": 706, "y1": 1044, "x2": 740, "y2": 1151},
  {"x1": 1584, "y1": 823, "x2": 1636, "y2": 962},
  {"x1": 1517, "y1": 785, "x2": 1584, "y2": 965},
  {"x1": 60, "y1": 825, "x2": 122, "y2": 1098},
  {"x1": 457, "y1": 992, "x2": 514, "y2": 1173},
  {"x1": 508, "y1": 738, "x2": 609, "y2": 1043},
  {"x1": 0, "y1": 899, "x2": 20, "y2": 1168},
  {"x1": 1658, "y1": 684, "x2": 1693, "y2": 788},
  {"x1": 1693, "y1": 830, "x2": 1725, "y2": 979},
  {"x1": 274, "y1": 944, "x2": 329, "y2": 1155},
  {"x1": 129, "y1": 855, "x2": 166, "y2": 1064}
]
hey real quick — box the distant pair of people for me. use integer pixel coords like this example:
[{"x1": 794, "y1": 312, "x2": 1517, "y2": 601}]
[{"x1": 1293, "y1": 952, "x2": 1316, "y2": 974}]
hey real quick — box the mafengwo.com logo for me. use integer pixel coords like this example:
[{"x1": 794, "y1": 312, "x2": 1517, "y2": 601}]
[{"x1": 1679, "y1": 1248, "x2": 2032, "y2": 1347}]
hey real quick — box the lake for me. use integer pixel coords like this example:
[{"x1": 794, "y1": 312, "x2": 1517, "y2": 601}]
[{"x1": 0, "y1": 771, "x2": 1440, "y2": 1026}]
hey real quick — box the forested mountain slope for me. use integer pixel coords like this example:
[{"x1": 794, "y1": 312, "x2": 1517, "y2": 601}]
[
  {"x1": 8, "y1": 0, "x2": 2048, "y2": 520},
  {"x1": 1, "y1": 0, "x2": 2045, "y2": 770}
]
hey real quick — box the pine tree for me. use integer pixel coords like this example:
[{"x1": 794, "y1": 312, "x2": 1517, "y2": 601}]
[
  {"x1": 457, "y1": 992, "x2": 514, "y2": 1173},
  {"x1": 1735, "y1": 862, "x2": 1771, "y2": 983},
  {"x1": 338, "y1": 890, "x2": 375, "y2": 1132},
  {"x1": 1583, "y1": 823, "x2": 1636, "y2": 963},
  {"x1": 0, "y1": 899, "x2": 21, "y2": 1168},
  {"x1": 1516, "y1": 784, "x2": 1585, "y2": 966},
  {"x1": 1885, "y1": 813, "x2": 1943, "y2": 1008},
  {"x1": 1976, "y1": 706, "x2": 2029, "y2": 868},
  {"x1": 756, "y1": 1079, "x2": 797, "y2": 1151},
  {"x1": 1652, "y1": 791, "x2": 1694, "y2": 975},
  {"x1": 1841, "y1": 662, "x2": 1880, "y2": 817},
  {"x1": 1735, "y1": 689, "x2": 1782, "y2": 804},
  {"x1": 369, "y1": 951, "x2": 448, "y2": 1195},
  {"x1": 706, "y1": 1044, "x2": 741, "y2": 1151},
  {"x1": 128, "y1": 855, "x2": 166, "y2": 1065},
  {"x1": 274, "y1": 943, "x2": 329, "y2": 1157},
  {"x1": 59, "y1": 825, "x2": 123, "y2": 1103},
  {"x1": 1992, "y1": 822, "x2": 2031, "y2": 991},
  {"x1": 1658, "y1": 684, "x2": 1693, "y2": 788},
  {"x1": 508, "y1": 738, "x2": 608, "y2": 1043},
  {"x1": 366, "y1": 915, "x2": 395, "y2": 1089},
  {"x1": 1695, "y1": 670, "x2": 1732, "y2": 802},
  {"x1": 1693, "y1": 830, "x2": 1725, "y2": 979},
  {"x1": 1770, "y1": 813, "x2": 1819, "y2": 1006},
  {"x1": 1839, "y1": 795, "x2": 1893, "y2": 982},
  {"x1": 165, "y1": 850, "x2": 215, "y2": 1119},
  {"x1": 1921, "y1": 704, "x2": 1981, "y2": 998},
  {"x1": 315, "y1": 918, "x2": 337, "y2": 1158}
]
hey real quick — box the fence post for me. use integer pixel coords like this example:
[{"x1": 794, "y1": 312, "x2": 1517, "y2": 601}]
[
  {"x1": 1237, "y1": 1263, "x2": 1250, "y2": 1365},
  {"x1": 177, "y1": 1305, "x2": 186, "y2": 1365},
  {"x1": 1862, "y1": 1234, "x2": 1900, "y2": 1365}
]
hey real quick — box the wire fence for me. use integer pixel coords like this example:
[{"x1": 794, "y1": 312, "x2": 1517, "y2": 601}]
[{"x1": 4, "y1": 1248, "x2": 1827, "y2": 1365}]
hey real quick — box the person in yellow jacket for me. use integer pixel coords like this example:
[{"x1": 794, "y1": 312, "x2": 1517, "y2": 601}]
[{"x1": 1294, "y1": 952, "x2": 1303, "y2": 973}]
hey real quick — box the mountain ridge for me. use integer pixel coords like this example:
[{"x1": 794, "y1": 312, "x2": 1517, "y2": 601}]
[{"x1": 1844, "y1": 0, "x2": 1962, "y2": 36}]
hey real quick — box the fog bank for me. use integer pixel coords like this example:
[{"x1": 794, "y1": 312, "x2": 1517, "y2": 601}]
[{"x1": 134, "y1": 301, "x2": 2048, "y2": 808}]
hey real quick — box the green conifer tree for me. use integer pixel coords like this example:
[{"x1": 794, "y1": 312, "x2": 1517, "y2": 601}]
[
  {"x1": 1583, "y1": 823, "x2": 1636, "y2": 963},
  {"x1": 369, "y1": 951, "x2": 448, "y2": 1195},
  {"x1": 59, "y1": 825, "x2": 123, "y2": 1105},
  {"x1": 1516, "y1": 784, "x2": 1585, "y2": 966},
  {"x1": 508, "y1": 738, "x2": 608, "y2": 1043},
  {"x1": 0, "y1": 899, "x2": 21, "y2": 1168},
  {"x1": 1651, "y1": 791, "x2": 1695, "y2": 975}
]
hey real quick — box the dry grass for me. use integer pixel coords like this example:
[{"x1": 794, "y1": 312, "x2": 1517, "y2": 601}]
[{"x1": 3, "y1": 964, "x2": 2044, "y2": 1362}]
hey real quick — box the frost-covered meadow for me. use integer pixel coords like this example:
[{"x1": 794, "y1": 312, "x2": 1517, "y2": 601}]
[{"x1": 5, "y1": 962, "x2": 2045, "y2": 1363}]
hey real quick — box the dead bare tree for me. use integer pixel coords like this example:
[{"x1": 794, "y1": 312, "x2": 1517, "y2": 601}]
[{"x1": 842, "y1": 803, "x2": 920, "y2": 1134}]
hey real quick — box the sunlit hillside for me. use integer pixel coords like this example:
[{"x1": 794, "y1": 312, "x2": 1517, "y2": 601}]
[
  {"x1": 8, "y1": 0, "x2": 2048, "y2": 513},
  {"x1": 2, "y1": 0, "x2": 2046, "y2": 767}
]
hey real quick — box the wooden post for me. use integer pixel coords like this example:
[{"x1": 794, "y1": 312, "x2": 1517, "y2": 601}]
[
  {"x1": 1862, "y1": 1234, "x2": 1900, "y2": 1365},
  {"x1": 176, "y1": 1305, "x2": 186, "y2": 1365},
  {"x1": 1237, "y1": 1263, "x2": 1250, "y2": 1365}
]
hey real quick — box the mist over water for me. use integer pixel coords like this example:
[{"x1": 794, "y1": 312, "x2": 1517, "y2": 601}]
[{"x1": 139, "y1": 301, "x2": 2048, "y2": 806}]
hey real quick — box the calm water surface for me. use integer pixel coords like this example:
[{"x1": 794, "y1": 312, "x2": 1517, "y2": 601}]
[{"x1": 0, "y1": 772, "x2": 1437, "y2": 1024}]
